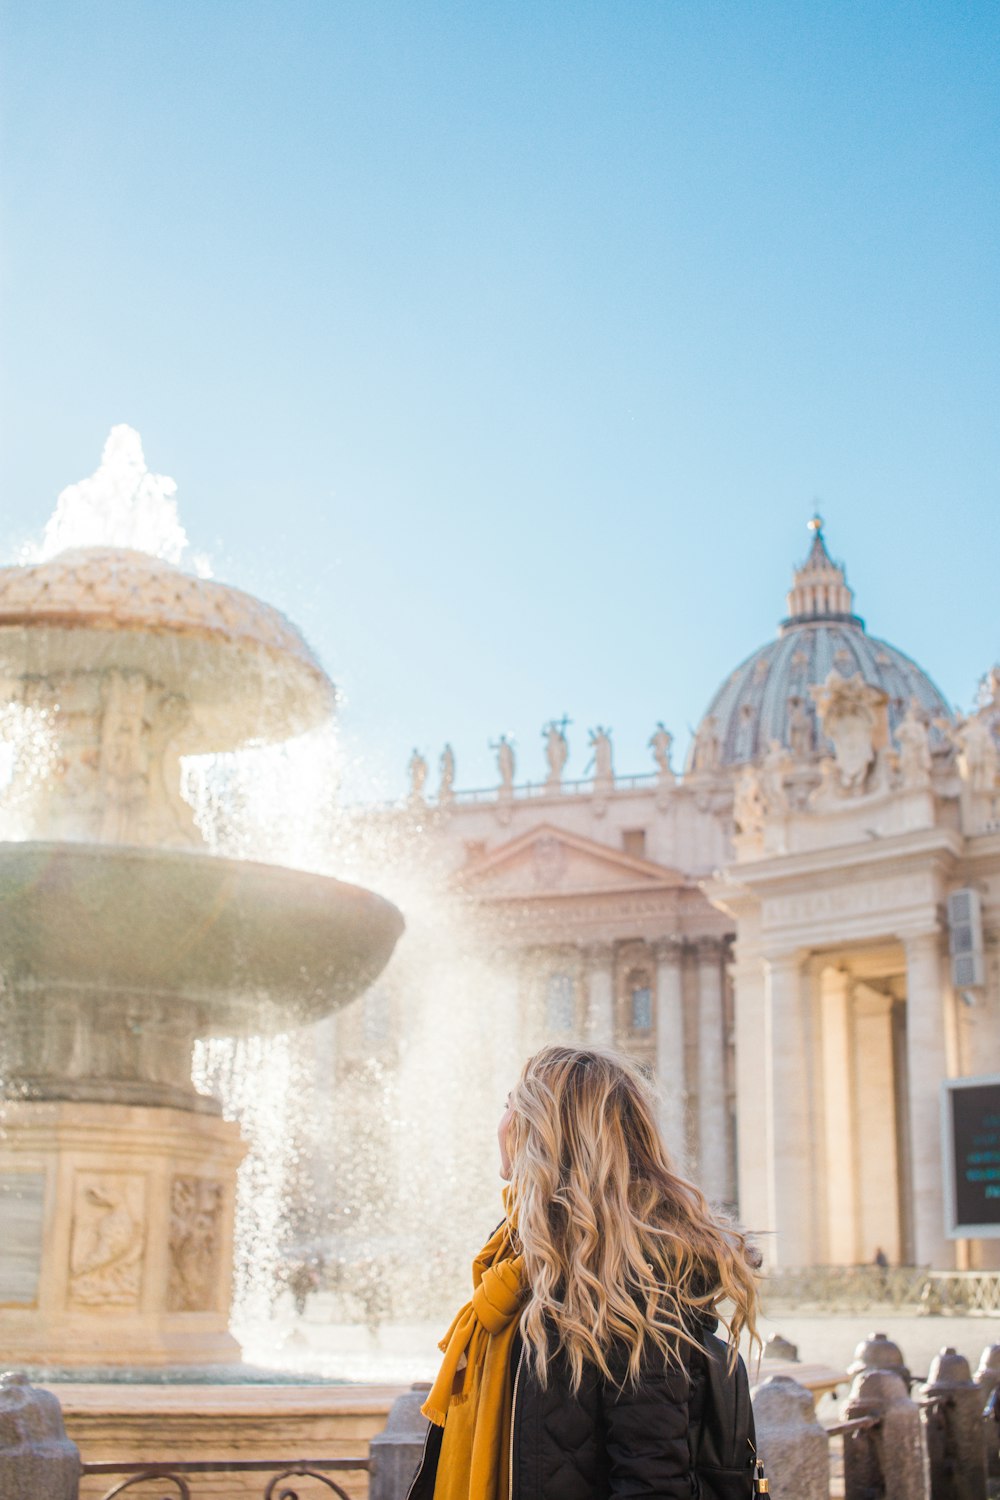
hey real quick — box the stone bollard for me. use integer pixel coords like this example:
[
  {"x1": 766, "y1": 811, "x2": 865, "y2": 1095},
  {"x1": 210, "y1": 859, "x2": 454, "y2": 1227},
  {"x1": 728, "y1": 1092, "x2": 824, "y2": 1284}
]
[
  {"x1": 974, "y1": 1345, "x2": 1000, "y2": 1481},
  {"x1": 751, "y1": 1375, "x2": 828, "y2": 1500},
  {"x1": 369, "y1": 1383, "x2": 433, "y2": 1500},
  {"x1": 0, "y1": 1370, "x2": 81, "y2": 1500},
  {"x1": 842, "y1": 1368, "x2": 928, "y2": 1500},
  {"x1": 920, "y1": 1348, "x2": 988, "y2": 1500},
  {"x1": 847, "y1": 1330, "x2": 912, "y2": 1392},
  {"x1": 764, "y1": 1333, "x2": 800, "y2": 1362}
]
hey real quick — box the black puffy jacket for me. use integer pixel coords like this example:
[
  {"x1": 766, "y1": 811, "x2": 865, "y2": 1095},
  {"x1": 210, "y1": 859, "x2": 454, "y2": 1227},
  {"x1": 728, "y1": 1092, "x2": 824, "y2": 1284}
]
[{"x1": 407, "y1": 1322, "x2": 713, "y2": 1500}]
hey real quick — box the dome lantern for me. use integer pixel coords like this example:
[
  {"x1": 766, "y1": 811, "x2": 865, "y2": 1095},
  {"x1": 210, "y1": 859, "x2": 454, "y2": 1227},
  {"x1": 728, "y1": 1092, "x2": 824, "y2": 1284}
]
[{"x1": 782, "y1": 515, "x2": 863, "y2": 631}]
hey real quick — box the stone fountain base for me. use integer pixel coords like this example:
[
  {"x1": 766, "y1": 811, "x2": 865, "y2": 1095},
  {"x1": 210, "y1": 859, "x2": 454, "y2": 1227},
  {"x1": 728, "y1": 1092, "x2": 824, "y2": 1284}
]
[{"x1": 0, "y1": 1099, "x2": 245, "y2": 1367}]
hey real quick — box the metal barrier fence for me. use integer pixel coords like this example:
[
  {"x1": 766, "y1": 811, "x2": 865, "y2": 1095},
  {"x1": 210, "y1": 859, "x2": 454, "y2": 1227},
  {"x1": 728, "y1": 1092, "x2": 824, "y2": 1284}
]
[
  {"x1": 762, "y1": 1265, "x2": 1000, "y2": 1315},
  {"x1": 4, "y1": 1350, "x2": 1000, "y2": 1500},
  {"x1": 826, "y1": 1414, "x2": 884, "y2": 1499},
  {"x1": 80, "y1": 1458, "x2": 370, "y2": 1500}
]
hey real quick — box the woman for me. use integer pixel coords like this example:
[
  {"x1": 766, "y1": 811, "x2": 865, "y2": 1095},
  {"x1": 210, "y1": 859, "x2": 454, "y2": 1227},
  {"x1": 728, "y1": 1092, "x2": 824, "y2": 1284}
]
[{"x1": 409, "y1": 1044, "x2": 761, "y2": 1500}]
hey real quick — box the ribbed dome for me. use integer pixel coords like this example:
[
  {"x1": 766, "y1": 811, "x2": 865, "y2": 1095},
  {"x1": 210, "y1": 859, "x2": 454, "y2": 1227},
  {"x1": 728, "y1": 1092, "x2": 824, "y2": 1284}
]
[{"x1": 688, "y1": 520, "x2": 953, "y2": 770}]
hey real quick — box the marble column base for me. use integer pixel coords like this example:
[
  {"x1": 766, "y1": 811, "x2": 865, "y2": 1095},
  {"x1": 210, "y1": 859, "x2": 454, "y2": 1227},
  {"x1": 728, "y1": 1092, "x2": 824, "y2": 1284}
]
[{"x1": 0, "y1": 1099, "x2": 245, "y2": 1367}]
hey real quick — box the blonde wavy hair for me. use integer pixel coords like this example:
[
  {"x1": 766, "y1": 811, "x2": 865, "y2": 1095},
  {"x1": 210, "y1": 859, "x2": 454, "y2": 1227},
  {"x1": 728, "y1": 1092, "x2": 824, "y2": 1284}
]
[{"x1": 506, "y1": 1044, "x2": 760, "y2": 1392}]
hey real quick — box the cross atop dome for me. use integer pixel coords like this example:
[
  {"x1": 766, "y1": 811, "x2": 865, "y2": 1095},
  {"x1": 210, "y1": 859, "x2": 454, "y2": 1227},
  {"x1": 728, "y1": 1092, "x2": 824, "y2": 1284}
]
[{"x1": 781, "y1": 516, "x2": 863, "y2": 632}]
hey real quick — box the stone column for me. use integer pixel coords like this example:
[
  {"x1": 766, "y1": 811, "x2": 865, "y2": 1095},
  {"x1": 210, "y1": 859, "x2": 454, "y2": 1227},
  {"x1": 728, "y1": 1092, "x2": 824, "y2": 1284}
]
[
  {"x1": 765, "y1": 952, "x2": 817, "y2": 1267},
  {"x1": 905, "y1": 929, "x2": 953, "y2": 1268},
  {"x1": 854, "y1": 984, "x2": 902, "y2": 1264},
  {"x1": 732, "y1": 945, "x2": 769, "y2": 1245},
  {"x1": 696, "y1": 938, "x2": 728, "y2": 1204},
  {"x1": 654, "y1": 940, "x2": 686, "y2": 1168},
  {"x1": 820, "y1": 964, "x2": 857, "y2": 1264},
  {"x1": 584, "y1": 943, "x2": 615, "y2": 1047}
]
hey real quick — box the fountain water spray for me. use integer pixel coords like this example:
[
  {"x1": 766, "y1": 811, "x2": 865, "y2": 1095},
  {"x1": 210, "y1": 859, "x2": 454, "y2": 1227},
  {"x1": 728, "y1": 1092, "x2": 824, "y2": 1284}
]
[{"x1": 27, "y1": 425, "x2": 192, "y2": 568}]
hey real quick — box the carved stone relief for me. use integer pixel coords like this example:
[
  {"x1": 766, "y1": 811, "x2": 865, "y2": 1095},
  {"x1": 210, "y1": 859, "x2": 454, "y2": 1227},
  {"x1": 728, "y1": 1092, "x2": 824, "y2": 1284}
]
[
  {"x1": 810, "y1": 671, "x2": 889, "y2": 798},
  {"x1": 956, "y1": 713, "x2": 999, "y2": 796},
  {"x1": 69, "y1": 1172, "x2": 146, "y2": 1308},
  {"x1": 764, "y1": 872, "x2": 932, "y2": 932},
  {"x1": 167, "y1": 1175, "x2": 224, "y2": 1312},
  {"x1": 787, "y1": 695, "x2": 814, "y2": 760},
  {"x1": 732, "y1": 765, "x2": 765, "y2": 839},
  {"x1": 761, "y1": 739, "x2": 793, "y2": 815},
  {"x1": 893, "y1": 699, "x2": 932, "y2": 791},
  {"x1": 531, "y1": 836, "x2": 568, "y2": 888},
  {"x1": 98, "y1": 669, "x2": 151, "y2": 844},
  {"x1": 691, "y1": 715, "x2": 721, "y2": 774}
]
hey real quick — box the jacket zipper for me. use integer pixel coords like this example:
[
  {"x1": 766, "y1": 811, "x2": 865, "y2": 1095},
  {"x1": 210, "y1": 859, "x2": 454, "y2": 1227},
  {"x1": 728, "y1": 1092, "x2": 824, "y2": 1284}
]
[{"x1": 508, "y1": 1344, "x2": 526, "y2": 1500}]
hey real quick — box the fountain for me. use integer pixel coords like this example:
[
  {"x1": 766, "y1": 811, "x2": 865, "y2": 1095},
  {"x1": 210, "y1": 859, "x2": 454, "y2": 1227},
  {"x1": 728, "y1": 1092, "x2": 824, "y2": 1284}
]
[{"x1": 0, "y1": 428, "x2": 404, "y2": 1369}]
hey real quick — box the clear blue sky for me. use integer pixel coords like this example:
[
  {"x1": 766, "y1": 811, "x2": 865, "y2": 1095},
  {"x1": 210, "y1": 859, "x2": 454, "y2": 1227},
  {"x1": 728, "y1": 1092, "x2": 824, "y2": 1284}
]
[{"x1": 1, "y1": 1, "x2": 997, "y2": 798}]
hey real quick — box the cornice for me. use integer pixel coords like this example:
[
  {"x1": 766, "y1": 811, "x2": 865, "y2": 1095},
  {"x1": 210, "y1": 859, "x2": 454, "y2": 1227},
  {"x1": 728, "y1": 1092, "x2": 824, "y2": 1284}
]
[{"x1": 712, "y1": 824, "x2": 962, "y2": 894}]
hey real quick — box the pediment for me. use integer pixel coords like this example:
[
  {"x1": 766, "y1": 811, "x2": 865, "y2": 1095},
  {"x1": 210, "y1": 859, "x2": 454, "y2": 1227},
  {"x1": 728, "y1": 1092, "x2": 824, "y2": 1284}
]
[{"x1": 459, "y1": 824, "x2": 686, "y2": 898}]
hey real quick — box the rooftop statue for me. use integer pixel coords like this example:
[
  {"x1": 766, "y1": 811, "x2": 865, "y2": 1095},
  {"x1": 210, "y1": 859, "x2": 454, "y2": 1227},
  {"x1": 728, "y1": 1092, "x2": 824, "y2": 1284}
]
[
  {"x1": 588, "y1": 726, "x2": 614, "y2": 785},
  {"x1": 649, "y1": 722, "x2": 674, "y2": 781},
  {"x1": 894, "y1": 699, "x2": 932, "y2": 791},
  {"x1": 543, "y1": 717, "x2": 570, "y2": 789},
  {"x1": 408, "y1": 747, "x2": 429, "y2": 801},
  {"x1": 955, "y1": 713, "x2": 998, "y2": 797},
  {"x1": 761, "y1": 739, "x2": 792, "y2": 815},
  {"x1": 438, "y1": 743, "x2": 455, "y2": 803},
  {"x1": 491, "y1": 732, "x2": 516, "y2": 792},
  {"x1": 691, "y1": 714, "x2": 720, "y2": 773},
  {"x1": 787, "y1": 695, "x2": 814, "y2": 760},
  {"x1": 733, "y1": 764, "x2": 766, "y2": 838}
]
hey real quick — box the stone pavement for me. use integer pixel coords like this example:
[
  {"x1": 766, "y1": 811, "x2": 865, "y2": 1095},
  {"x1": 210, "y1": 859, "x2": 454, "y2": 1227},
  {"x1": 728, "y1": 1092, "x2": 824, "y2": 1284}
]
[{"x1": 240, "y1": 1299, "x2": 1000, "y2": 1389}]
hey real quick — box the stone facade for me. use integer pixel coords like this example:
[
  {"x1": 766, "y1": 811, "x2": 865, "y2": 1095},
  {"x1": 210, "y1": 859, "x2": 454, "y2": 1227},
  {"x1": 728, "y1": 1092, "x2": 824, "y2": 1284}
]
[{"x1": 350, "y1": 521, "x2": 1000, "y2": 1272}]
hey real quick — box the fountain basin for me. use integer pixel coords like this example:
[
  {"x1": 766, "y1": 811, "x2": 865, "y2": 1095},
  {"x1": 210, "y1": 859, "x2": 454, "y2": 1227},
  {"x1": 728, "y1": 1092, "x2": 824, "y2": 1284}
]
[{"x1": 0, "y1": 841, "x2": 404, "y2": 1113}]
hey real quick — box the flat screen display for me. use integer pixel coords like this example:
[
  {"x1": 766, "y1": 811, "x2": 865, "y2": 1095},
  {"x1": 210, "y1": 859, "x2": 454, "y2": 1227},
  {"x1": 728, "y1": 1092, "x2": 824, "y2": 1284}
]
[{"x1": 943, "y1": 1077, "x2": 1000, "y2": 1238}]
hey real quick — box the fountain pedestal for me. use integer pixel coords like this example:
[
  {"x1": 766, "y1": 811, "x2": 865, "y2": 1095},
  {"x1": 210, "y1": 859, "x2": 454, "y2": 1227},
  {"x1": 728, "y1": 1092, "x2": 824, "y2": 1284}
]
[
  {"x1": 0, "y1": 1100, "x2": 246, "y2": 1368},
  {"x1": 0, "y1": 838, "x2": 402, "y2": 1371}
]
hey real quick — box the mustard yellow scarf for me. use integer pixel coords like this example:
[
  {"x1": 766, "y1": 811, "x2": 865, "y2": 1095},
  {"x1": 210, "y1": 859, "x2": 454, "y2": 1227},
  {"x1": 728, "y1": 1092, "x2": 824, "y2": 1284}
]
[{"x1": 422, "y1": 1194, "x2": 524, "y2": 1500}]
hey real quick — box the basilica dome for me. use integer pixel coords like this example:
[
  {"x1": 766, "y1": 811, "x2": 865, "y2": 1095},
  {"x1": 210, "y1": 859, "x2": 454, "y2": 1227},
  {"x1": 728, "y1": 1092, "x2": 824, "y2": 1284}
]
[{"x1": 687, "y1": 520, "x2": 953, "y2": 771}]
